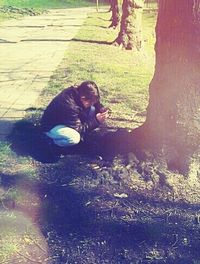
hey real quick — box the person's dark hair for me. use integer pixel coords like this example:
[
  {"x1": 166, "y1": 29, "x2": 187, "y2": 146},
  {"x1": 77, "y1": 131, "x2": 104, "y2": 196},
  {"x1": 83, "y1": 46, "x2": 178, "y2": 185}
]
[{"x1": 78, "y1": 81, "x2": 100, "y2": 102}]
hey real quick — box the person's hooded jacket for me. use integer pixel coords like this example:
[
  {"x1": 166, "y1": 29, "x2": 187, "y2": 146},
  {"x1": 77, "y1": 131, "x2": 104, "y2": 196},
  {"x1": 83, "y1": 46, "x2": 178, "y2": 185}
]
[{"x1": 41, "y1": 86, "x2": 103, "y2": 136}]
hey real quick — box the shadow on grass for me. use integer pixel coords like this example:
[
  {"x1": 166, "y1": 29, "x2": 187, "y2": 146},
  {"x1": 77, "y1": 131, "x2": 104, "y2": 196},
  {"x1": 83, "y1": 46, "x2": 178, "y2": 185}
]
[
  {"x1": 0, "y1": 38, "x2": 17, "y2": 44},
  {"x1": 3, "y1": 118, "x2": 200, "y2": 262},
  {"x1": 8, "y1": 118, "x2": 141, "y2": 163},
  {"x1": 1, "y1": 169, "x2": 200, "y2": 263},
  {"x1": 0, "y1": 172, "x2": 150, "y2": 262},
  {"x1": 97, "y1": 16, "x2": 110, "y2": 21},
  {"x1": 8, "y1": 120, "x2": 60, "y2": 164},
  {"x1": 21, "y1": 39, "x2": 71, "y2": 42},
  {"x1": 38, "y1": 186, "x2": 152, "y2": 263},
  {"x1": 72, "y1": 37, "x2": 113, "y2": 45},
  {"x1": 40, "y1": 188, "x2": 197, "y2": 264}
]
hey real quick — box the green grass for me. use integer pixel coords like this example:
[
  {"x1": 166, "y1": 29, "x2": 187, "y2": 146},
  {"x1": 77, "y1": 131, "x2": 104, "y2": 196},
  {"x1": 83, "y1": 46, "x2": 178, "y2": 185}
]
[
  {"x1": 1, "y1": 7, "x2": 200, "y2": 263},
  {"x1": 0, "y1": 4, "x2": 157, "y2": 206},
  {"x1": 0, "y1": 0, "x2": 95, "y2": 9},
  {"x1": 1, "y1": 8, "x2": 200, "y2": 263},
  {"x1": 0, "y1": 211, "x2": 47, "y2": 263},
  {"x1": 0, "y1": 7, "x2": 157, "y2": 262},
  {"x1": 0, "y1": 141, "x2": 37, "y2": 178},
  {"x1": 42, "y1": 9, "x2": 156, "y2": 129},
  {"x1": 0, "y1": 0, "x2": 97, "y2": 22}
]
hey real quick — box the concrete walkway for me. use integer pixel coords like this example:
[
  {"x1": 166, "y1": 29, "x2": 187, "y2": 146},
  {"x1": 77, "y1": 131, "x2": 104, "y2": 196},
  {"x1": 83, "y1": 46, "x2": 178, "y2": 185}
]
[{"x1": 0, "y1": 8, "x2": 91, "y2": 140}]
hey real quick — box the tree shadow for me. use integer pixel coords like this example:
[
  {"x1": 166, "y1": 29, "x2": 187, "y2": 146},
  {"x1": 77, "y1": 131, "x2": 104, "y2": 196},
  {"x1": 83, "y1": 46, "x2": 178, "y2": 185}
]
[
  {"x1": 5, "y1": 25, "x2": 45, "y2": 28},
  {"x1": 0, "y1": 171, "x2": 146, "y2": 262},
  {"x1": 21, "y1": 39, "x2": 71, "y2": 42},
  {"x1": 38, "y1": 185, "x2": 152, "y2": 263},
  {"x1": 2, "y1": 169, "x2": 197, "y2": 263},
  {"x1": 72, "y1": 38, "x2": 112, "y2": 45},
  {"x1": 7, "y1": 170, "x2": 199, "y2": 263},
  {"x1": 97, "y1": 16, "x2": 110, "y2": 21},
  {"x1": 0, "y1": 39, "x2": 17, "y2": 44},
  {"x1": 97, "y1": 25, "x2": 108, "y2": 28},
  {"x1": 1, "y1": 151, "x2": 200, "y2": 263}
]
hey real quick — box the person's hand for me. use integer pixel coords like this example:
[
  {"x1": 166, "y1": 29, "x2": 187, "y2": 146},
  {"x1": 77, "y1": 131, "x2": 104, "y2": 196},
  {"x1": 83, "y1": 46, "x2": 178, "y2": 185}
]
[
  {"x1": 100, "y1": 107, "x2": 112, "y2": 114},
  {"x1": 96, "y1": 111, "x2": 109, "y2": 123}
]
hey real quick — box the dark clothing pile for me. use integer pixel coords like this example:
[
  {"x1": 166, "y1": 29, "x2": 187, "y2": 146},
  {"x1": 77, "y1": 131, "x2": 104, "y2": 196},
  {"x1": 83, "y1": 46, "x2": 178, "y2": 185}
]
[{"x1": 41, "y1": 86, "x2": 103, "y2": 137}]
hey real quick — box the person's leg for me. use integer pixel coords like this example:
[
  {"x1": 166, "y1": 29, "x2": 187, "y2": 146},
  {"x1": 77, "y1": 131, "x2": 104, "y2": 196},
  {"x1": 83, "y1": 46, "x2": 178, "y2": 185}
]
[{"x1": 45, "y1": 125, "x2": 80, "y2": 147}]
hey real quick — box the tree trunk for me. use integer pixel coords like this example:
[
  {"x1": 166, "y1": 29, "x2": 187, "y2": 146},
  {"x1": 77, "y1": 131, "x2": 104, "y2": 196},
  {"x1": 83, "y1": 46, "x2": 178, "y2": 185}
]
[
  {"x1": 96, "y1": 0, "x2": 99, "y2": 12},
  {"x1": 108, "y1": 0, "x2": 113, "y2": 13},
  {"x1": 136, "y1": 0, "x2": 200, "y2": 173},
  {"x1": 113, "y1": 0, "x2": 145, "y2": 50},
  {"x1": 109, "y1": 0, "x2": 120, "y2": 28}
]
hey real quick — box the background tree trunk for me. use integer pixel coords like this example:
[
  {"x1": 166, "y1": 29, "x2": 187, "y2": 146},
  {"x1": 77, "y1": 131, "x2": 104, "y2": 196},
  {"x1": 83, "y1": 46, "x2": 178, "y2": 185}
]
[
  {"x1": 113, "y1": 0, "x2": 145, "y2": 50},
  {"x1": 96, "y1": 0, "x2": 99, "y2": 12},
  {"x1": 109, "y1": 0, "x2": 120, "y2": 28},
  {"x1": 136, "y1": 0, "x2": 200, "y2": 172}
]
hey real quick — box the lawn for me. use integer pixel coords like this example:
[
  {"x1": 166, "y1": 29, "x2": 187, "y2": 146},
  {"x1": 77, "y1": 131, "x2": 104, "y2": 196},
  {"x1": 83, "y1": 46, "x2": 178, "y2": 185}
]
[
  {"x1": 0, "y1": 0, "x2": 97, "y2": 22},
  {"x1": 1, "y1": 3, "x2": 200, "y2": 264},
  {"x1": 0, "y1": 0, "x2": 95, "y2": 9},
  {"x1": 41, "y1": 8, "x2": 156, "y2": 129}
]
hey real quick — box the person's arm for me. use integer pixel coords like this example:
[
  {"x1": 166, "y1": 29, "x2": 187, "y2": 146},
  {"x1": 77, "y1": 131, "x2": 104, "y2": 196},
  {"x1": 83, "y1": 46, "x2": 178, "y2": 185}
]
[
  {"x1": 63, "y1": 105, "x2": 100, "y2": 136},
  {"x1": 94, "y1": 101, "x2": 104, "y2": 113}
]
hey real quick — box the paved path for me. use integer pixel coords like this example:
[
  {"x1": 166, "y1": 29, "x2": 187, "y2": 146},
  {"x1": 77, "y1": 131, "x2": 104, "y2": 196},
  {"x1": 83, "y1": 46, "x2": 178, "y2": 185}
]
[{"x1": 0, "y1": 8, "x2": 91, "y2": 140}]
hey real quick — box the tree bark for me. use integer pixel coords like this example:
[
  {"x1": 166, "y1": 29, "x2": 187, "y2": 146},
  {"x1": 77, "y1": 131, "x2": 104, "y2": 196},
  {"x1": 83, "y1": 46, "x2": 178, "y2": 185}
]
[
  {"x1": 113, "y1": 0, "x2": 145, "y2": 50},
  {"x1": 109, "y1": 0, "x2": 120, "y2": 28},
  {"x1": 136, "y1": 0, "x2": 200, "y2": 172}
]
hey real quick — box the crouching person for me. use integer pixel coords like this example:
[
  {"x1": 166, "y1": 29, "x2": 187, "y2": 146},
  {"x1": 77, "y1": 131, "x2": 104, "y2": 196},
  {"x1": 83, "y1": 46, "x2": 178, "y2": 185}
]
[{"x1": 40, "y1": 81, "x2": 109, "y2": 154}]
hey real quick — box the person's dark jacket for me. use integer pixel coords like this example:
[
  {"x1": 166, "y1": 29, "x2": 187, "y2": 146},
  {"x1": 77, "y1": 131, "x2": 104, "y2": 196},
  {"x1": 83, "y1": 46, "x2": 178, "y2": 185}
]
[{"x1": 41, "y1": 86, "x2": 103, "y2": 136}]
